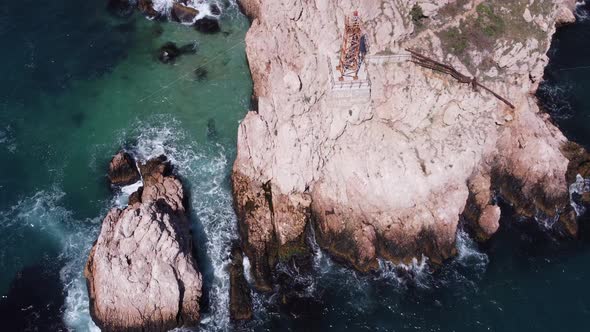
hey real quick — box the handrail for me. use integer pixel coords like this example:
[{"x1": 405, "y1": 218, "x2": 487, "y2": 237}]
[{"x1": 405, "y1": 48, "x2": 515, "y2": 109}]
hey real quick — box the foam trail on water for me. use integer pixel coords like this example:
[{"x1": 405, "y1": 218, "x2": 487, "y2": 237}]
[
  {"x1": 575, "y1": 1, "x2": 590, "y2": 22},
  {"x1": 569, "y1": 174, "x2": 590, "y2": 216},
  {"x1": 127, "y1": 118, "x2": 238, "y2": 331},
  {"x1": 61, "y1": 221, "x2": 102, "y2": 332}
]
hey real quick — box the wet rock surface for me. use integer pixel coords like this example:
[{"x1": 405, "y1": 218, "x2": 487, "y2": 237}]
[
  {"x1": 171, "y1": 3, "x2": 199, "y2": 24},
  {"x1": 107, "y1": 151, "x2": 140, "y2": 186},
  {"x1": 229, "y1": 245, "x2": 253, "y2": 321},
  {"x1": 86, "y1": 154, "x2": 202, "y2": 332}
]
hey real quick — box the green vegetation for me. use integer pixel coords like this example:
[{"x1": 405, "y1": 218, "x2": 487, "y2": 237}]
[
  {"x1": 438, "y1": 2, "x2": 509, "y2": 72},
  {"x1": 440, "y1": 27, "x2": 468, "y2": 54},
  {"x1": 437, "y1": 0, "x2": 547, "y2": 69},
  {"x1": 438, "y1": 0, "x2": 469, "y2": 19},
  {"x1": 278, "y1": 240, "x2": 309, "y2": 262},
  {"x1": 475, "y1": 3, "x2": 505, "y2": 37},
  {"x1": 410, "y1": 4, "x2": 426, "y2": 25}
]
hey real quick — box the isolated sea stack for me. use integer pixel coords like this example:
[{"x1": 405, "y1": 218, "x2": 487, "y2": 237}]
[
  {"x1": 85, "y1": 154, "x2": 202, "y2": 331},
  {"x1": 233, "y1": 0, "x2": 590, "y2": 289}
]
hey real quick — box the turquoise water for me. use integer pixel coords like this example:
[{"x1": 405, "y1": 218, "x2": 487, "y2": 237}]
[
  {"x1": 1, "y1": 1, "x2": 590, "y2": 331},
  {"x1": 0, "y1": 1, "x2": 252, "y2": 330}
]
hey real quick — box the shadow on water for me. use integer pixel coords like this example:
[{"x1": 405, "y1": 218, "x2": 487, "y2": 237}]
[
  {"x1": 537, "y1": 0, "x2": 590, "y2": 147},
  {"x1": 0, "y1": 261, "x2": 67, "y2": 331},
  {"x1": 183, "y1": 177, "x2": 216, "y2": 316}
]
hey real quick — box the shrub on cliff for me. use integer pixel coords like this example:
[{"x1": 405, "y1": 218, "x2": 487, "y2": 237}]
[{"x1": 410, "y1": 4, "x2": 426, "y2": 25}]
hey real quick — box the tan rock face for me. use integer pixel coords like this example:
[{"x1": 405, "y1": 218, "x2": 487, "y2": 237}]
[
  {"x1": 85, "y1": 155, "x2": 202, "y2": 331},
  {"x1": 234, "y1": 0, "x2": 588, "y2": 287},
  {"x1": 107, "y1": 151, "x2": 141, "y2": 186}
]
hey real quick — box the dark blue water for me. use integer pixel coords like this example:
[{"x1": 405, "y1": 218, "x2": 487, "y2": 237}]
[{"x1": 1, "y1": 1, "x2": 589, "y2": 331}]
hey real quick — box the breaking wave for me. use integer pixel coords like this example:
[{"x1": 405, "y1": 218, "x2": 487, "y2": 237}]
[
  {"x1": 536, "y1": 81, "x2": 574, "y2": 119},
  {"x1": 151, "y1": 0, "x2": 224, "y2": 24},
  {"x1": 575, "y1": 1, "x2": 590, "y2": 22},
  {"x1": 569, "y1": 174, "x2": 590, "y2": 216},
  {"x1": 309, "y1": 224, "x2": 488, "y2": 290}
]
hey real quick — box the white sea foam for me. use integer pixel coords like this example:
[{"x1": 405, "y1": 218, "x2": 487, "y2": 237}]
[
  {"x1": 242, "y1": 255, "x2": 253, "y2": 285},
  {"x1": 151, "y1": 0, "x2": 224, "y2": 24},
  {"x1": 0, "y1": 125, "x2": 17, "y2": 153},
  {"x1": 569, "y1": 174, "x2": 590, "y2": 216},
  {"x1": 575, "y1": 1, "x2": 590, "y2": 22},
  {"x1": 455, "y1": 228, "x2": 489, "y2": 275},
  {"x1": 377, "y1": 256, "x2": 431, "y2": 288},
  {"x1": 113, "y1": 180, "x2": 143, "y2": 208},
  {"x1": 152, "y1": 0, "x2": 174, "y2": 14}
]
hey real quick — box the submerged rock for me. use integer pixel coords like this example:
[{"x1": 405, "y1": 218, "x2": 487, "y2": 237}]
[
  {"x1": 107, "y1": 151, "x2": 140, "y2": 186},
  {"x1": 107, "y1": 0, "x2": 136, "y2": 18},
  {"x1": 171, "y1": 3, "x2": 199, "y2": 24},
  {"x1": 229, "y1": 245, "x2": 253, "y2": 321},
  {"x1": 158, "y1": 42, "x2": 181, "y2": 64},
  {"x1": 206, "y1": 118, "x2": 217, "y2": 140},
  {"x1": 195, "y1": 67, "x2": 208, "y2": 81},
  {"x1": 138, "y1": 0, "x2": 159, "y2": 19},
  {"x1": 194, "y1": 17, "x2": 221, "y2": 33},
  {"x1": 158, "y1": 42, "x2": 197, "y2": 64},
  {"x1": 86, "y1": 155, "x2": 202, "y2": 331}
]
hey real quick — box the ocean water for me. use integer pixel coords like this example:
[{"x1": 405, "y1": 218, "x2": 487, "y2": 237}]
[
  {"x1": 0, "y1": 1, "x2": 252, "y2": 330},
  {"x1": 1, "y1": 1, "x2": 590, "y2": 331}
]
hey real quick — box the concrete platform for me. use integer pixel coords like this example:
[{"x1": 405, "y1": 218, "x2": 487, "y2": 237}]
[{"x1": 329, "y1": 56, "x2": 371, "y2": 93}]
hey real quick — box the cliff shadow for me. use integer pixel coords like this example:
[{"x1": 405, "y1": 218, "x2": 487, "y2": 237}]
[{"x1": 0, "y1": 260, "x2": 67, "y2": 331}]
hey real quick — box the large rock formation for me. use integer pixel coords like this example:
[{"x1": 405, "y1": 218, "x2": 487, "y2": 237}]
[
  {"x1": 233, "y1": 0, "x2": 589, "y2": 289},
  {"x1": 85, "y1": 155, "x2": 202, "y2": 331}
]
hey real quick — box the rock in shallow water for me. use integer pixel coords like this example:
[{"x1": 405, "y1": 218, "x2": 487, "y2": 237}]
[
  {"x1": 171, "y1": 3, "x2": 199, "y2": 24},
  {"x1": 107, "y1": 0, "x2": 136, "y2": 18},
  {"x1": 158, "y1": 42, "x2": 197, "y2": 64},
  {"x1": 86, "y1": 155, "x2": 202, "y2": 332},
  {"x1": 195, "y1": 17, "x2": 221, "y2": 33},
  {"x1": 107, "y1": 151, "x2": 140, "y2": 186},
  {"x1": 138, "y1": 0, "x2": 159, "y2": 19}
]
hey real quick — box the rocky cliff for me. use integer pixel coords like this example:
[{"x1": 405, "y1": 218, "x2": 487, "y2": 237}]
[
  {"x1": 233, "y1": 0, "x2": 590, "y2": 290},
  {"x1": 85, "y1": 154, "x2": 202, "y2": 331}
]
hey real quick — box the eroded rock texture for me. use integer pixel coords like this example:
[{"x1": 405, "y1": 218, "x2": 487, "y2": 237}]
[
  {"x1": 86, "y1": 155, "x2": 202, "y2": 332},
  {"x1": 107, "y1": 151, "x2": 141, "y2": 186},
  {"x1": 234, "y1": 0, "x2": 588, "y2": 288}
]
